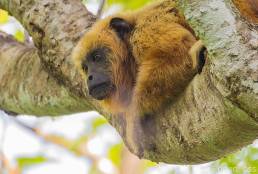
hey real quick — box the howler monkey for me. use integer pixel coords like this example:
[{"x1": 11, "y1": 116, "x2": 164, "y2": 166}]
[{"x1": 73, "y1": 0, "x2": 206, "y2": 117}]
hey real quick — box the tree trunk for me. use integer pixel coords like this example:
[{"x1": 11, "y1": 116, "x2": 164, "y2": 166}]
[{"x1": 0, "y1": 0, "x2": 257, "y2": 164}]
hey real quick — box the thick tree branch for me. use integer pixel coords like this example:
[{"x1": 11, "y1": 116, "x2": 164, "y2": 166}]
[
  {"x1": 0, "y1": 0, "x2": 257, "y2": 165},
  {"x1": 0, "y1": 0, "x2": 99, "y2": 115},
  {"x1": 177, "y1": 0, "x2": 258, "y2": 119},
  {"x1": 0, "y1": 0, "x2": 96, "y2": 97},
  {"x1": 0, "y1": 31, "x2": 95, "y2": 116},
  {"x1": 110, "y1": 0, "x2": 258, "y2": 164}
]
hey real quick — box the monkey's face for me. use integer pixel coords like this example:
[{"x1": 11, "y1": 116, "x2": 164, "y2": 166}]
[
  {"x1": 81, "y1": 46, "x2": 115, "y2": 100},
  {"x1": 73, "y1": 16, "x2": 135, "y2": 103}
]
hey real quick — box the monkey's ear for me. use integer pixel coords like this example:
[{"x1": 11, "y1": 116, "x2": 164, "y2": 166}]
[
  {"x1": 189, "y1": 40, "x2": 207, "y2": 74},
  {"x1": 110, "y1": 17, "x2": 133, "y2": 39}
]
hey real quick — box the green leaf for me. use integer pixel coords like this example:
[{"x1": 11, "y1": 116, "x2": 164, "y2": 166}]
[
  {"x1": 108, "y1": 143, "x2": 123, "y2": 167},
  {"x1": 0, "y1": 9, "x2": 9, "y2": 24},
  {"x1": 17, "y1": 156, "x2": 48, "y2": 169},
  {"x1": 216, "y1": 146, "x2": 258, "y2": 174},
  {"x1": 70, "y1": 134, "x2": 89, "y2": 153},
  {"x1": 92, "y1": 117, "x2": 108, "y2": 130},
  {"x1": 107, "y1": 0, "x2": 153, "y2": 10},
  {"x1": 141, "y1": 160, "x2": 157, "y2": 172},
  {"x1": 89, "y1": 166, "x2": 99, "y2": 174},
  {"x1": 14, "y1": 30, "x2": 25, "y2": 42}
]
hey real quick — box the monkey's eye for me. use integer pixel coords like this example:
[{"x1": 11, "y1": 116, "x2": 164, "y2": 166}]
[
  {"x1": 92, "y1": 54, "x2": 102, "y2": 62},
  {"x1": 82, "y1": 64, "x2": 88, "y2": 73}
]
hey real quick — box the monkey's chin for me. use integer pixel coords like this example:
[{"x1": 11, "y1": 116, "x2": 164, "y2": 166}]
[{"x1": 88, "y1": 83, "x2": 114, "y2": 100}]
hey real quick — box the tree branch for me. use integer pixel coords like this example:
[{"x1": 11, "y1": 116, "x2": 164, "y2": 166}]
[
  {"x1": 109, "y1": 0, "x2": 258, "y2": 164},
  {"x1": 97, "y1": 0, "x2": 106, "y2": 19},
  {"x1": 0, "y1": 0, "x2": 99, "y2": 115},
  {"x1": 0, "y1": 0, "x2": 257, "y2": 165},
  {"x1": 0, "y1": 31, "x2": 95, "y2": 116},
  {"x1": 177, "y1": 0, "x2": 258, "y2": 119},
  {"x1": 0, "y1": 0, "x2": 96, "y2": 97}
]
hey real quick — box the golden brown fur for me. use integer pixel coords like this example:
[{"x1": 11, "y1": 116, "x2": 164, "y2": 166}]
[
  {"x1": 233, "y1": 0, "x2": 258, "y2": 24},
  {"x1": 73, "y1": 0, "x2": 202, "y2": 116}
]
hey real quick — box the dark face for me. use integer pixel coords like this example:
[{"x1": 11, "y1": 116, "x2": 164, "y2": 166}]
[{"x1": 82, "y1": 47, "x2": 115, "y2": 100}]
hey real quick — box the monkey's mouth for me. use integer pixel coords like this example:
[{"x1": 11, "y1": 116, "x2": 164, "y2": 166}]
[{"x1": 88, "y1": 82, "x2": 115, "y2": 100}]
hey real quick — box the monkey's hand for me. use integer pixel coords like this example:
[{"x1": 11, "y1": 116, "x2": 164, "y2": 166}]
[{"x1": 189, "y1": 40, "x2": 207, "y2": 74}]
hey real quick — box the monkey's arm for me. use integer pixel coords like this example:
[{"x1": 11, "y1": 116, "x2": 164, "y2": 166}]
[
  {"x1": 131, "y1": 53, "x2": 194, "y2": 117},
  {"x1": 130, "y1": 24, "x2": 204, "y2": 117}
]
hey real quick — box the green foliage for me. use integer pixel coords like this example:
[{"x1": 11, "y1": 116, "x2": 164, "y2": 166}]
[
  {"x1": 84, "y1": 0, "x2": 152, "y2": 10},
  {"x1": 14, "y1": 30, "x2": 25, "y2": 42},
  {"x1": 108, "y1": 143, "x2": 123, "y2": 167},
  {"x1": 92, "y1": 117, "x2": 108, "y2": 131},
  {"x1": 107, "y1": 0, "x2": 153, "y2": 10},
  {"x1": 141, "y1": 160, "x2": 157, "y2": 172},
  {"x1": 70, "y1": 134, "x2": 89, "y2": 154},
  {"x1": 0, "y1": 9, "x2": 8, "y2": 24},
  {"x1": 213, "y1": 146, "x2": 258, "y2": 174},
  {"x1": 89, "y1": 166, "x2": 99, "y2": 174},
  {"x1": 0, "y1": 9, "x2": 25, "y2": 42},
  {"x1": 17, "y1": 155, "x2": 48, "y2": 169}
]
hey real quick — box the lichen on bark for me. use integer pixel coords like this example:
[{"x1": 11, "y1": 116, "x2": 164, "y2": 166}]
[{"x1": 0, "y1": 0, "x2": 257, "y2": 164}]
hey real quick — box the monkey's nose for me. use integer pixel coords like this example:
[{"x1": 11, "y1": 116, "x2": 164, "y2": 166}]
[
  {"x1": 87, "y1": 73, "x2": 113, "y2": 100},
  {"x1": 88, "y1": 75, "x2": 93, "y2": 81},
  {"x1": 87, "y1": 73, "x2": 109, "y2": 87}
]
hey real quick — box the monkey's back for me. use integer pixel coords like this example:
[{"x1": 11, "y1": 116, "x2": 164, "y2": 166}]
[{"x1": 130, "y1": 0, "x2": 196, "y2": 62}]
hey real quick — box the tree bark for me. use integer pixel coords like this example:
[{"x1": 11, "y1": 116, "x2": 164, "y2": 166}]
[
  {"x1": 0, "y1": 0, "x2": 98, "y2": 116},
  {"x1": 0, "y1": 31, "x2": 97, "y2": 116},
  {"x1": 0, "y1": 0, "x2": 257, "y2": 164}
]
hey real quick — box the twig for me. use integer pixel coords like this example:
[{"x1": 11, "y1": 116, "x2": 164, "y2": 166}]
[
  {"x1": 0, "y1": 153, "x2": 21, "y2": 174},
  {"x1": 6, "y1": 115, "x2": 110, "y2": 174},
  {"x1": 96, "y1": 0, "x2": 106, "y2": 19}
]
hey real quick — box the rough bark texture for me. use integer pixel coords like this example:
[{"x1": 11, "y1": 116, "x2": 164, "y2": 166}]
[
  {"x1": 0, "y1": 0, "x2": 257, "y2": 164},
  {"x1": 179, "y1": 0, "x2": 258, "y2": 119},
  {"x1": 0, "y1": 0, "x2": 98, "y2": 116},
  {"x1": 0, "y1": 0, "x2": 97, "y2": 96}
]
